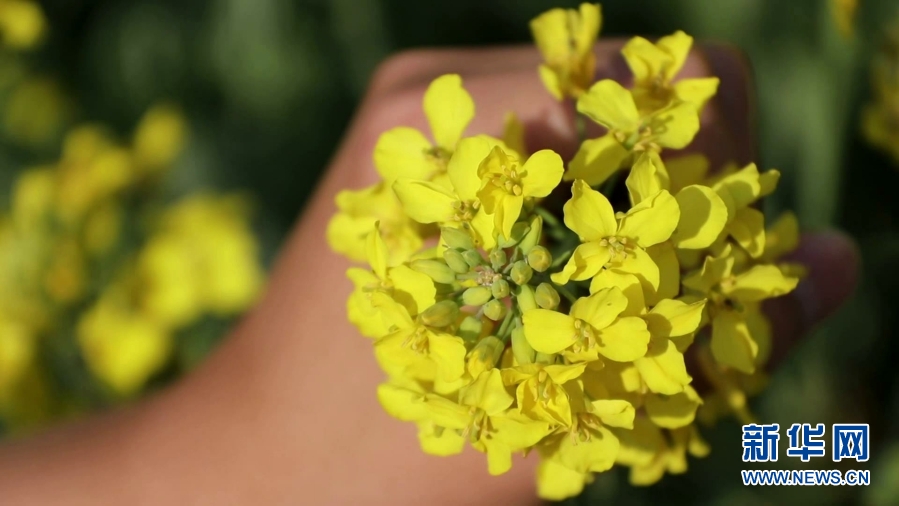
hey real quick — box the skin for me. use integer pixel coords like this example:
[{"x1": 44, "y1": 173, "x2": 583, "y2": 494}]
[{"x1": 0, "y1": 41, "x2": 859, "y2": 505}]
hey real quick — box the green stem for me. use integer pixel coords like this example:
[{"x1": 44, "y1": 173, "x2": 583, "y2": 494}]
[
  {"x1": 550, "y1": 246, "x2": 575, "y2": 268},
  {"x1": 555, "y1": 284, "x2": 578, "y2": 304},
  {"x1": 497, "y1": 307, "x2": 515, "y2": 340},
  {"x1": 535, "y1": 207, "x2": 562, "y2": 229}
]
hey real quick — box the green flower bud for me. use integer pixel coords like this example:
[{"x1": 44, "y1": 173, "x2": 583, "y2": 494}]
[
  {"x1": 458, "y1": 315, "x2": 483, "y2": 343},
  {"x1": 443, "y1": 249, "x2": 469, "y2": 274},
  {"x1": 463, "y1": 286, "x2": 492, "y2": 306},
  {"x1": 483, "y1": 299, "x2": 507, "y2": 321},
  {"x1": 526, "y1": 246, "x2": 552, "y2": 273},
  {"x1": 441, "y1": 227, "x2": 474, "y2": 250},
  {"x1": 463, "y1": 250, "x2": 484, "y2": 268},
  {"x1": 535, "y1": 283, "x2": 560, "y2": 310},
  {"x1": 411, "y1": 259, "x2": 456, "y2": 284},
  {"x1": 488, "y1": 249, "x2": 507, "y2": 270},
  {"x1": 518, "y1": 215, "x2": 543, "y2": 253},
  {"x1": 467, "y1": 335, "x2": 505, "y2": 377},
  {"x1": 510, "y1": 260, "x2": 533, "y2": 285},
  {"x1": 516, "y1": 284, "x2": 537, "y2": 312},
  {"x1": 510, "y1": 327, "x2": 535, "y2": 365},
  {"x1": 420, "y1": 300, "x2": 459, "y2": 328},
  {"x1": 491, "y1": 278, "x2": 511, "y2": 299},
  {"x1": 498, "y1": 221, "x2": 530, "y2": 248}
]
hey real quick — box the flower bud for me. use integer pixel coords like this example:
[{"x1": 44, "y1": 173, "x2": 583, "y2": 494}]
[
  {"x1": 458, "y1": 315, "x2": 483, "y2": 343},
  {"x1": 463, "y1": 286, "x2": 492, "y2": 306},
  {"x1": 526, "y1": 246, "x2": 552, "y2": 272},
  {"x1": 441, "y1": 227, "x2": 474, "y2": 250},
  {"x1": 483, "y1": 299, "x2": 507, "y2": 321},
  {"x1": 420, "y1": 300, "x2": 459, "y2": 328},
  {"x1": 510, "y1": 327, "x2": 535, "y2": 365},
  {"x1": 516, "y1": 284, "x2": 537, "y2": 312},
  {"x1": 411, "y1": 259, "x2": 456, "y2": 284},
  {"x1": 518, "y1": 215, "x2": 543, "y2": 253},
  {"x1": 488, "y1": 249, "x2": 507, "y2": 270},
  {"x1": 535, "y1": 283, "x2": 560, "y2": 310},
  {"x1": 463, "y1": 250, "x2": 484, "y2": 268},
  {"x1": 443, "y1": 249, "x2": 469, "y2": 274},
  {"x1": 466, "y1": 336, "x2": 505, "y2": 377},
  {"x1": 491, "y1": 278, "x2": 511, "y2": 299},
  {"x1": 510, "y1": 261, "x2": 533, "y2": 285}
]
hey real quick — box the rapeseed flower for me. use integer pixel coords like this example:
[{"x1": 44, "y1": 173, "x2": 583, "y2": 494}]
[{"x1": 530, "y1": 3, "x2": 602, "y2": 100}]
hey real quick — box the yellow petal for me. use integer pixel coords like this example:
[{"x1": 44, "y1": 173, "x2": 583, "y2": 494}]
[
  {"x1": 558, "y1": 426, "x2": 620, "y2": 473},
  {"x1": 577, "y1": 80, "x2": 641, "y2": 131},
  {"x1": 429, "y1": 332, "x2": 468, "y2": 381},
  {"x1": 711, "y1": 310, "x2": 758, "y2": 373},
  {"x1": 763, "y1": 211, "x2": 800, "y2": 261},
  {"x1": 672, "y1": 185, "x2": 728, "y2": 249},
  {"x1": 373, "y1": 127, "x2": 434, "y2": 182},
  {"x1": 597, "y1": 317, "x2": 650, "y2": 362},
  {"x1": 483, "y1": 439, "x2": 513, "y2": 475},
  {"x1": 537, "y1": 64, "x2": 564, "y2": 101},
  {"x1": 588, "y1": 270, "x2": 645, "y2": 316},
  {"x1": 365, "y1": 225, "x2": 388, "y2": 278},
  {"x1": 392, "y1": 178, "x2": 457, "y2": 224},
  {"x1": 551, "y1": 241, "x2": 611, "y2": 284},
  {"x1": 615, "y1": 417, "x2": 665, "y2": 467},
  {"x1": 460, "y1": 368, "x2": 514, "y2": 414},
  {"x1": 423, "y1": 74, "x2": 474, "y2": 149},
  {"x1": 424, "y1": 395, "x2": 472, "y2": 430},
  {"x1": 502, "y1": 112, "x2": 527, "y2": 158},
  {"x1": 728, "y1": 207, "x2": 766, "y2": 258},
  {"x1": 612, "y1": 245, "x2": 659, "y2": 292},
  {"x1": 573, "y1": 3, "x2": 602, "y2": 56},
  {"x1": 530, "y1": 8, "x2": 571, "y2": 66},
  {"x1": 418, "y1": 422, "x2": 465, "y2": 456},
  {"x1": 713, "y1": 163, "x2": 761, "y2": 217},
  {"x1": 566, "y1": 134, "x2": 631, "y2": 186},
  {"x1": 682, "y1": 245, "x2": 734, "y2": 294},
  {"x1": 665, "y1": 153, "x2": 709, "y2": 194},
  {"x1": 537, "y1": 460, "x2": 591, "y2": 501},
  {"x1": 645, "y1": 298, "x2": 706, "y2": 338},
  {"x1": 759, "y1": 169, "x2": 781, "y2": 197},
  {"x1": 656, "y1": 30, "x2": 693, "y2": 81},
  {"x1": 723, "y1": 264, "x2": 799, "y2": 302},
  {"x1": 570, "y1": 287, "x2": 629, "y2": 330},
  {"x1": 563, "y1": 179, "x2": 618, "y2": 242},
  {"x1": 621, "y1": 35, "x2": 670, "y2": 85},
  {"x1": 447, "y1": 136, "x2": 498, "y2": 200},
  {"x1": 521, "y1": 149, "x2": 564, "y2": 198},
  {"x1": 645, "y1": 386, "x2": 701, "y2": 429},
  {"x1": 617, "y1": 190, "x2": 680, "y2": 248},
  {"x1": 626, "y1": 152, "x2": 665, "y2": 206},
  {"x1": 387, "y1": 265, "x2": 437, "y2": 316},
  {"x1": 491, "y1": 411, "x2": 552, "y2": 450},
  {"x1": 634, "y1": 337, "x2": 691, "y2": 394},
  {"x1": 523, "y1": 309, "x2": 577, "y2": 354},
  {"x1": 650, "y1": 101, "x2": 700, "y2": 149},
  {"x1": 497, "y1": 194, "x2": 524, "y2": 240},
  {"x1": 544, "y1": 363, "x2": 588, "y2": 384},
  {"x1": 673, "y1": 77, "x2": 720, "y2": 111},
  {"x1": 591, "y1": 399, "x2": 636, "y2": 429},
  {"x1": 645, "y1": 242, "x2": 680, "y2": 304},
  {"x1": 377, "y1": 383, "x2": 427, "y2": 421}
]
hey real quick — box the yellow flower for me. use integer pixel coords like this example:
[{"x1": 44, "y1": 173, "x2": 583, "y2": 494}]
[
  {"x1": 616, "y1": 419, "x2": 709, "y2": 485},
  {"x1": 372, "y1": 292, "x2": 466, "y2": 382},
  {"x1": 377, "y1": 380, "x2": 466, "y2": 456},
  {"x1": 501, "y1": 362, "x2": 586, "y2": 426},
  {"x1": 530, "y1": 3, "x2": 602, "y2": 100},
  {"x1": 327, "y1": 182, "x2": 423, "y2": 265},
  {"x1": 374, "y1": 74, "x2": 474, "y2": 185},
  {"x1": 347, "y1": 225, "x2": 435, "y2": 339},
  {"x1": 523, "y1": 287, "x2": 651, "y2": 363},
  {"x1": 831, "y1": 0, "x2": 858, "y2": 39},
  {"x1": 537, "y1": 460, "x2": 594, "y2": 501},
  {"x1": 77, "y1": 290, "x2": 172, "y2": 396},
  {"x1": 0, "y1": 0, "x2": 46, "y2": 49},
  {"x1": 683, "y1": 244, "x2": 798, "y2": 373},
  {"x1": 622, "y1": 31, "x2": 719, "y2": 113},
  {"x1": 0, "y1": 317, "x2": 36, "y2": 396},
  {"x1": 709, "y1": 163, "x2": 780, "y2": 258},
  {"x1": 392, "y1": 136, "x2": 499, "y2": 248},
  {"x1": 4, "y1": 76, "x2": 70, "y2": 146},
  {"x1": 476, "y1": 146, "x2": 564, "y2": 239},
  {"x1": 423, "y1": 369, "x2": 551, "y2": 475},
  {"x1": 132, "y1": 102, "x2": 188, "y2": 173},
  {"x1": 567, "y1": 79, "x2": 700, "y2": 186},
  {"x1": 552, "y1": 180, "x2": 679, "y2": 293}
]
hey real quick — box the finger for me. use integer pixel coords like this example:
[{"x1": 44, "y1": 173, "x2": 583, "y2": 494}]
[{"x1": 764, "y1": 230, "x2": 861, "y2": 370}]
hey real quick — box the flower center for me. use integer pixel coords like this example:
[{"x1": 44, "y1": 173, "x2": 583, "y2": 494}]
[
  {"x1": 424, "y1": 146, "x2": 452, "y2": 174},
  {"x1": 490, "y1": 163, "x2": 525, "y2": 196},
  {"x1": 572, "y1": 319, "x2": 600, "y2": 352},
  {"x1": 451, "y1": 199, "x2": 480, "y2": 222},
  {"x1": 599, "y1": 235, "x2": 632, "y2": 264},
  {"x1": 401, "y1": 325, "x2": 430, "y2": 354}
]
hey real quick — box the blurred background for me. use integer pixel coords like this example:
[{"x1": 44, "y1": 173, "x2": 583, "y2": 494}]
[{"x1": 0, "y1": 0, "x2": 897, "y2": 504}]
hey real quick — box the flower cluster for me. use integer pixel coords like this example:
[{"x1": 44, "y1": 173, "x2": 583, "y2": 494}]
[
  {"x1": 327, "y1": 4, "x2": 803, "y2": 500},
  {"x1": 0, "y1": 104, "x2": 265, "y2": 430}
]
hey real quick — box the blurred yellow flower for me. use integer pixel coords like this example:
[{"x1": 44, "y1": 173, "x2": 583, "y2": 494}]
[
  {"x1": 132, "y1": 102, "x2": 189, "y2": 173},
  {"x1": 530, "y1": 3, "x2": 602, "y2": 100},
  {"x1": 0, "y1": 0, "x2": 45, "y2": 49}
]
